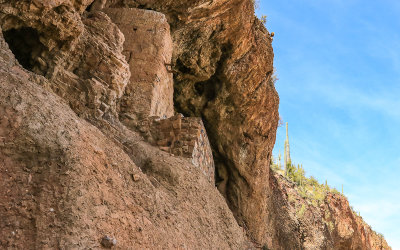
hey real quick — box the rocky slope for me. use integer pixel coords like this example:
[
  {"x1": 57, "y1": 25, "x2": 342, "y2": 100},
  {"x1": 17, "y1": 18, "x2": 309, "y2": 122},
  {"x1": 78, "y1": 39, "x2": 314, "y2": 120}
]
[
  {"x1": 0, "y1": 0, "x2": 390, "y2": 249},
  {"x1": 269, "y1": 172, "x2": 391, "y2": 249}
]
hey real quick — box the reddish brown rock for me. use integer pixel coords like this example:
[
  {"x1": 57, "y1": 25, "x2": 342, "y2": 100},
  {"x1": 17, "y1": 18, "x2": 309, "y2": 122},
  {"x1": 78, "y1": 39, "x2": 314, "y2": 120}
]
[
  {"x1": 325, "y1": 194, "x2": 391, "y2": 250},
  {"x1": 0, "y1": 25, "x2": 251, "y2": 249},
  {"x1": 108, "y1": 0, "x2": 279, "y2": 243},
  {"x1": 268, "y1": 172, "x2": 391, "y2": 250},
  {"x1": 0, "y1": 2, "x2": 130, "y2": 120},
  {"x1": 0, "y1": 0, "x2": 391, "y2": 249}
]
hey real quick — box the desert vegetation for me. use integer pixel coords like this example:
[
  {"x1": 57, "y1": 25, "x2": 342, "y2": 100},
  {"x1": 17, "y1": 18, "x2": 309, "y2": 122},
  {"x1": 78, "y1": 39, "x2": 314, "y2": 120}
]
[
  {"x1": 271, "y1": 156, "x2": 342, "y2": 207},
  {"x1": 271, "y1": 123, "x2": 343, "y2": 207}
]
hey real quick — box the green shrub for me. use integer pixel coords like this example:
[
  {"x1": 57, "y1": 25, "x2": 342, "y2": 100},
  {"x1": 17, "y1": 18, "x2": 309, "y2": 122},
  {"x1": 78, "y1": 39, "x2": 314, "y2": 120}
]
[
  {"x1": 296, "y1": 204, "x2": 306, "y2": 218},
  {"x1": 260, "y1": 15, "x2": 267, "y2": 25},
  {"x1": 270, "y1": 151, "x2": 347, "y2": 207},
  {"x1": 308, "y1": 176, "x2": 319, "y2": 186}
]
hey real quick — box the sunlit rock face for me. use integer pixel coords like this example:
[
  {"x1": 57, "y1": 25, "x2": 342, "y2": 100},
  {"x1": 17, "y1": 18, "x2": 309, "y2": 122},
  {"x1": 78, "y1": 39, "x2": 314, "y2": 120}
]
[
  {"x1": 0, "y1": 0, "x2": 279, "y2": 245},
  {"x1": 0, "y1": 1, "x2": 130, "y2": 120},
  {"x1": 103, "y1": 7, "x2": 174, "y2": 126},
  {"x1": 0, "y1": 2, "x2": 250, "y2": 248},
  {"x1": 1, "y1": 0, "x2": 387, "y2": 249},
  {"x1": 268, "y1": 172, "x2": 391, "y2": 249},
  {"x1": 106, "y1": 0, "x2": 279, "y2": 243}
]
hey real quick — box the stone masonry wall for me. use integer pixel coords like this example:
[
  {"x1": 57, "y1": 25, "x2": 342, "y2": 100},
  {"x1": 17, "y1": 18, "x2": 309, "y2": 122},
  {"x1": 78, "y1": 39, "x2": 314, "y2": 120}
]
[
  {"x1": 103, "y1": 8, "x2": 214, "y2": 184},
  {"x1": 150, "y1": 114, "x2": 215, "y2": 184},
  {"x1": 103, "y1": 8, "x2": 174, "y2": 126}
]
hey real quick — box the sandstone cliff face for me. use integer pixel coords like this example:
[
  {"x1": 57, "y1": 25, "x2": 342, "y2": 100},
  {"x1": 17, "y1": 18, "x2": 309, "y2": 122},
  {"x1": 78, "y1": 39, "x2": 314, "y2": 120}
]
[{"x1": 0, "y1": 0, "x2": 390, "y2": 249}]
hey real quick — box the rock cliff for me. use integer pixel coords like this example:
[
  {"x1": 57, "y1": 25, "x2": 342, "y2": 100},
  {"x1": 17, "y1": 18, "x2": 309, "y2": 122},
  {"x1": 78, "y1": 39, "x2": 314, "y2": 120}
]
[
  {"x1": 0, "y1": 12, "x2": 250, "y2": 248},
  {"x1": 106, "y1": 0, "x2": 279, "y2": 242},
  {"x1": 269, "y1": 172, "x2": 391, "y2": 249},
  {"x1": 0, "y1": 0, "x2": 390, "y2": 249}
]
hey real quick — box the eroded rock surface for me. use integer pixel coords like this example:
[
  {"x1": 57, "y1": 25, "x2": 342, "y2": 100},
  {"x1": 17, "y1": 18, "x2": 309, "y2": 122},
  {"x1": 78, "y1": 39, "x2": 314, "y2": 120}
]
[
  {"x1": 104, "y1": 8, "x2": 174, "y2": 126},
  {"x1": 0, "y1": 0, "x2": 390, "y2": 249},
  {"x1": 107, "y1": 0, "x2": 279, "y2": 243},
  {"x1": 268, "y1": 172, "x2": 391, "y2": 250},
  {"x1": 0, "y1": 23, "x2": 250, "y2": 249},
  {"x1": 150, "y1": 114, "x2": 215, "y2": 183},
  {"x1": 0, "y1": 1, "x2": 130, "y2": 120},
  {"x1": 1, "y1": 0, "x2": 278, "y2": 244}
]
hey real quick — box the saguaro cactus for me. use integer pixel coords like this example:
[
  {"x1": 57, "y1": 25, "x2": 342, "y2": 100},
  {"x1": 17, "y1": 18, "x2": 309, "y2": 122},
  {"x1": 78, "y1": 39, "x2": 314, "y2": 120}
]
[
  {"x1": 284, "y1": 122, "x2": 291, "y2": 175},
  {"x1": 278, "y1": 150, "x2": 282, "y2": 170}
]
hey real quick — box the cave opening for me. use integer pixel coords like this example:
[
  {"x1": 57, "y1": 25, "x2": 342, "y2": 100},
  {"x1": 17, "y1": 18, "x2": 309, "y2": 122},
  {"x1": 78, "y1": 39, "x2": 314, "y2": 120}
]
[
  {"x1": 3, "y1": 27, "x2": 47, "y2": 74},
  {"x1": 85, "y1": 1, "x2": 94, "y2": 12}
]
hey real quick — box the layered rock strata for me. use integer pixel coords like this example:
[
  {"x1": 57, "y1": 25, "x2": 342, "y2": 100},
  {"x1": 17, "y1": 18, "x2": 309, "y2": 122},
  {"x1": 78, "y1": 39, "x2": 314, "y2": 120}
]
[
  {"x1": 102, "y1": 7, "x2": 214, "y2": 184},
  {"x1": 0, "y1": 1, "x2": 130, "y2": 119}
]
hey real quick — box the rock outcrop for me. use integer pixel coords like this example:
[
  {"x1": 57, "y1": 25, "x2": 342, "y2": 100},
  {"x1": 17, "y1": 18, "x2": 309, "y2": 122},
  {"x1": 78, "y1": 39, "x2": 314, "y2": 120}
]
[
  {"x1": 268, "y1": 172, "x2": 391, "y2": 249},
  {"x1": 1, "y1": 1, "x2": 130, "y2": 120},
  {"x1": 106, "y1": 0, "x2": 279, "y2": 243},
  {"x1": 103, "y1": 8, "x2": 174, "y2": 126},
  {"x1": 0, "y1": 16, "x2": 251, "y2": 249},
  {"x1": 0, "y1": 0, "x2": 390, "y2": 249},
  {"x1": 149, "y1": 114, "x2": 215, "y2": 184}
]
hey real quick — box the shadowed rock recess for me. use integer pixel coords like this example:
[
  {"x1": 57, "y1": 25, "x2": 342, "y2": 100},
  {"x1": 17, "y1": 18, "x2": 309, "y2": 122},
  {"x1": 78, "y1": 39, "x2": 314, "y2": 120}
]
[{"x1": 0, "y1": 0, "x2": 390, "y2": 249}]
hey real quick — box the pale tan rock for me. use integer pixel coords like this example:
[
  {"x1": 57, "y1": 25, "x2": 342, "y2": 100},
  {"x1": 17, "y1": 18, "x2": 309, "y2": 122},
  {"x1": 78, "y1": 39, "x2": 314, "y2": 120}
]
[{"x1": 104, "y1": 8, "x2": 174, "y2": 124}]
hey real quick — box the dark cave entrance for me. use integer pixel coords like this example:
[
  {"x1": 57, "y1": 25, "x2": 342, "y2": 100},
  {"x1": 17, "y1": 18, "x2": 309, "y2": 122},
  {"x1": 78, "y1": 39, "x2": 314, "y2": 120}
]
[
  {"x1": 3, "y1": 27, "x2": 47, "y2": 74},
  {"x1": 85, "y1": 1, "x2": 94, "y2": 12}
]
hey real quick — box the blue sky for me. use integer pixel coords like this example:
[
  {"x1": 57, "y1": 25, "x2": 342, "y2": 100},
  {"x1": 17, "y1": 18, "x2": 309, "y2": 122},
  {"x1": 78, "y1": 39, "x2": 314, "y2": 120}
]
[{"x1": 257, "y1": 0, "x2": 400, "y2": 248}]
